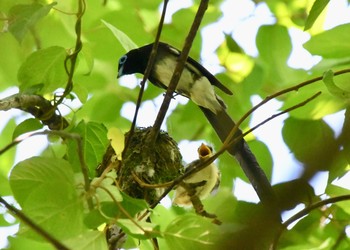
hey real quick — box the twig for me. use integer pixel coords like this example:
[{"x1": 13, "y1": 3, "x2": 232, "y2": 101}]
[
  {"x1": 0, "y1": 196, "x2": 70, "y2": 250},
  {"x1": 56, "y1": 0, "x2": 85, "y2": 106},
  {"x1": 123, "y1": 0, "x2": 169, "y2": 156},
  {"x1": 147, "y1": 90, "x2": 323, "y2": 211},
  {"x1": 148, "y1": 0, "x2": 209, "y2": 144},
  {"x1": 271, "y1": 194, "x2": 350, "y2": 250}
]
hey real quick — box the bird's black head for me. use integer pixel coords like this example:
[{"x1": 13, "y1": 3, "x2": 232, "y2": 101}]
[{"x1": 117, "y1": 44, "x2": 153, "y2": 78}]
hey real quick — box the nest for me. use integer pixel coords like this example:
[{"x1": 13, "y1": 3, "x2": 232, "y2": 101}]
[{"x1": 99, "y1": 127, "x2": 184, "y2": 204}]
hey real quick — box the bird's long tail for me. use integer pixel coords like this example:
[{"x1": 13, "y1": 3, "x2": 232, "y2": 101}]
[{"x1": 199, "y1": 107, "x2": 277, "y2": 205}]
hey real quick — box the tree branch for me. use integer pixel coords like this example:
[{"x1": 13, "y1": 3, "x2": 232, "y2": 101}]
[
  {"x1": 0, "y1": 93, "x2": 68, "y2": 130},
  {"x1": 148, "y1": 0, "x2": 209, "y2": 144}
]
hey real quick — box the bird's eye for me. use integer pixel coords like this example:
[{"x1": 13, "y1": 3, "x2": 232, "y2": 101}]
[{"x1": 119, "y1": 55, "x2": 127, "y2": 64}]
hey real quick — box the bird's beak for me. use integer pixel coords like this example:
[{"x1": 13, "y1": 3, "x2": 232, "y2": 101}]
[
  {"x1": 117, "y1": 66, "x2": 123, "y2": 79},
  {"x1": 198, "y1": 143, "x2": 211, "y2": 158}
]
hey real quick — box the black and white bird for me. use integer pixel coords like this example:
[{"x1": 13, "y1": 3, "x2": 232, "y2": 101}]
[{"x1": 117, "y1": 42, "x2": 275, "y2": 204}]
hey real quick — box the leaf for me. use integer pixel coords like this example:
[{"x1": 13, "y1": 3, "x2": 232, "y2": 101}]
[
  {"x1": 282, "y1": 117, "x2": 339, "y2": 172},
  {"x1": 18, "y1": 46, "x2": 67, "y2": 94},
  {"x1": 12, "y1": 118, "x2": 43, "y2": 140},
  {"x1": 224, "y1": 33, "x2": 243, "y2": 53},
  {"x1": 66, "y1": 121, "x2": 109, "y2": 177},
  {"x1": 256, "y1": 24, "x2": 296, "y2": 86},
  {"x1": 304, "y1": 23, "x2": 350, "y2": 58},
  {"x1": 91, "y1": 172, "x2": 123, "y2": 203},
  {"x1": 64, "y1": 231, "x2": 108, "y2": 250},
  {"x1": 102, "y1": 20, "x2": 138, "y2": 52},
  {"x1": 117, "y1": 218, "x2": 161, "y2": 239},
  {"x1": 107, "y1": 127, "x2": 125, "y2": 160},
  {"x1": 164, "y1": 214, "x2": 220, "y2": 250},
  {"x1": 8, "y1": 2, "x2": 57, "y2": 42},
  {"x1": 9, "y1": 157, "x2": 85, "y2": 240},
  {"x1": 304, "y1": 0, "x2": 330, "y2": 31},
  {"x1": 322, "y1": 70, "x2": 350, "y2": 99},
  {"x1": 7, "y1": 235, "x2": 55, "y2": 250}
]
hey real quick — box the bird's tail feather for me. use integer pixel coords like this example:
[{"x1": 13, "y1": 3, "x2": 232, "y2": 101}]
[{"x1": 199, "y1": 107, "x2": 276, "y2": 205}]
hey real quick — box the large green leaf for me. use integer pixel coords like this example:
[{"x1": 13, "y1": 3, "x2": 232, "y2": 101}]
[
  {"x1": 18, "y1": 46, "x2": 67, "y2": 94},
  {"x1": 256, "y1": 24, "x2": 296, "y2": 87},
  {"x1": 282, "y1": 117, "x2": 340, "y2": 175},
  {"x1": 9, "y1": 157, "x2": 85, "y2": 240},
  {"x1": 64, "y1": 231, "x2": 108, "y2": 250},
  {"x1": 304, "y1": 23, "x2": 350, "y2": 58},
  {"x1": 164, "y1": 214, "x2": 220, "y2": 250},
  {"x1": 8, "y1": 2, "x2": 57, "y2": 42},
  {"x1": 66, "y1": 121, "x2": 109, "y2": 177}
]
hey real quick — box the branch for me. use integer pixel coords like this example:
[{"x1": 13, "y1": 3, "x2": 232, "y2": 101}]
[
  {"x1": 123, "y1": 0, "x2": 169, "y2": 155},
  {"x1": 0, "y1": 196, "x2": 69, "y2": 250},
  {"x1": 56, "y1": 0, "x2": 85, "y2": 106},
  {"x1": 272, "y1": 194, "x2": 350, "y2": 250},
  {"x1": 0, "y1": 93, "x2": 68, "y2": 130},
  {"x1": 148, "y1": 0, "x2": 209, "y2": 144}
]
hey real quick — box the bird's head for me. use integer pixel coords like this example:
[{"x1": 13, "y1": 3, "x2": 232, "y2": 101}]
[
  {"x1": 197, "y1": 143, "x2": 213, "y2": 160},
  {"x1": 117, "y1": 45, "x2": 153, "y2": 78}
]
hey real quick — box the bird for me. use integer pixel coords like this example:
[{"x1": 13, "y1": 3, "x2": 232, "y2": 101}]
[
  {"x1": 173, "y1": 143, "x2": 220, "y2": 207},
  {"x1": 117, "y1": 42, "x2": 276, "y2": 205}
]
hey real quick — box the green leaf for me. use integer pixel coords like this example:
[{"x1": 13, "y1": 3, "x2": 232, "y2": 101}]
[
  {"x1": 282, "y1": 117, "x2": 339, "y2": 172},
  {"x1": 322, "y1": 70, "x2": 350, "y2": 99},
  {"x1": 9, "y1": 157, "x2": 85, "y2": 240},
  {"x1": 256, "y1": 24, "x2": 296, "y2": 87},
  {"x1": 304, "y1": 23, "x2": 350, "y2": 58},
  {"x1": 164, "y1": 214, "x2": 220, "y2": 250},
  {"x1": 7, "y1": 235, "x2": 55, "y2": 250},
  {"x1": 64, "y1": 231, "x2": 108, "y2": 250},
  {"x1": 12, "y1": 118, "x2": 43, "y2": 140},
  {"x1": 117, "y1": 218, "x2": 161, "y2": 239},
  {"x1": 102, "y1": 20, "x2": 138, "y2": 52},
  {"x1": 18, "y1": 46, "x2": 67, "y2": 94},
  {"x1": 224, "y1": 33, "x2": 243, "y2": 53},
  {"x1": 8, "y1": 2, "x2": 57, "y2": 42},
  {"x1": 304, "y1": 0, "x2": 330, "y2": 31},
  {"x1": 66, "y1": 121, "x2": 109, "y2": 177}
]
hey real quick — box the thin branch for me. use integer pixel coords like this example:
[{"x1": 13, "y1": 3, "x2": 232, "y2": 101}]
[
  {"x1": 0, "y1": 196, "x2": 70, "y2": 250},
  {"x1": 148, "y1": 0, "x2": 209, "y2": 144},
  {"x1": 272, "y1": 194, "x2": 350, "y2": 250},
  {"x1": 147, "y1": 90, "x2": 322, "y2": 211},
  {"x1": 56, "y1": 0, "x2": 86, "y2": 106},
  {"x1": 234, "y1": 68, "x2": 350, "y2": 136},
  {"x1": 123, "y1": 0, "x2": 169, "y2": 155}
]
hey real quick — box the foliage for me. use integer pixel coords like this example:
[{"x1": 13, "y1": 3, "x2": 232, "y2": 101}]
[{"x1": 0, "y1": 0, "x2": 350, "y2": 249}]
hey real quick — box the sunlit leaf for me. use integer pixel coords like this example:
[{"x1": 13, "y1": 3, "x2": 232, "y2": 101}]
[
  {"x1": 107, "y1": 127, "x2": 125, "y2": 160},
  {"x1": 304, "y1": 24, "x2": 350, "y2": 58},
  {"x1": 102, "y1": 20, "x2": 138, "y2": 52}
]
